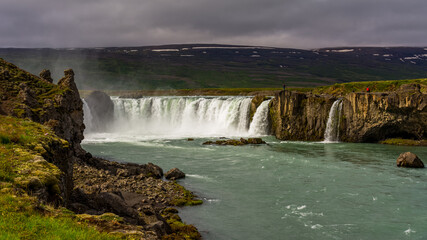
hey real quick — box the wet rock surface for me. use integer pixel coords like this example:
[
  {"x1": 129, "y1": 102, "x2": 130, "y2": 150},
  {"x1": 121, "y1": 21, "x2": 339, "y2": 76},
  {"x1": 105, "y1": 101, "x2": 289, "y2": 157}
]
[
  {"x1": 396, "y1": 152, "x2": 424, "y2": 168},
  {"x1": 203, "y1": 137, "x2": 266, "y2": 146},
  {"x1": 165, "y1": 168, "x2": 185, "y2": 180},
  {"x1": 39, "y1": 69, "x2": 53, "y2": 83}
]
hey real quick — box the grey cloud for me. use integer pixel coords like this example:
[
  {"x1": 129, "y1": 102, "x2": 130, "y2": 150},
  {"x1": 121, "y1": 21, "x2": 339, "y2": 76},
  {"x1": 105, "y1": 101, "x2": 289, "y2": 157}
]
[{"x1": 0, "y1": 0, "x2": 426, "y2": 48}]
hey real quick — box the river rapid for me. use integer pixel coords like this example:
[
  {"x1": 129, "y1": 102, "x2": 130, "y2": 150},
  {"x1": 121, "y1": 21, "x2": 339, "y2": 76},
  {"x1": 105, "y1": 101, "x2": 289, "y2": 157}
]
[{"x1": 82, "y1": 96, "x2": 427, "y2": 240}]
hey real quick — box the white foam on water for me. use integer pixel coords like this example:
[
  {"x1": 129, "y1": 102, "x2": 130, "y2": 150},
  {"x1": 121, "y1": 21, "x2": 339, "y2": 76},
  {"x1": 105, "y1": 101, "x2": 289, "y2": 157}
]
[
  {"x1": 404, "y1": 227, "x2": 416, "y2": 235},
  {"x1": 186, "y1": 174, "x2": 211, "y2": 180}
]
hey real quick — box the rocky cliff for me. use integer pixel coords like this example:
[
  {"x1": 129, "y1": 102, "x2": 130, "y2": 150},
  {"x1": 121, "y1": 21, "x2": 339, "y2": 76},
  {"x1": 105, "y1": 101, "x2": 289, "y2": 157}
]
[
  {"x1": 1, "y1": 59, "x2": 202, "y2": 239},
  {"x1": 269, "y1": 91, "x2": 336, "y2": 141},
  {"x1": 270, "y1": 83, "x2": 427, "y2": 142},
  {"x1": 340, "y1": 84, "x2": 426, "y2": 142},
  {"x1": 1, "y1": 59, "x2": 84, "y2": 204}
]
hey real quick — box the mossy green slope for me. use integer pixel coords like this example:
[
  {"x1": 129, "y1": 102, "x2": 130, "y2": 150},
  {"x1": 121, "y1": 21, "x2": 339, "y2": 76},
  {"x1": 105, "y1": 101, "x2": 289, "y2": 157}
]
[
  {"x1": 312, "y1": 78, "x2": 427, "y2": 95},
  {"x1": 0, "y1": 115, "x2": 122, "y2": 240},
  {"x1": 0, "y1": 58, "x2": 70, "y2": 118}
]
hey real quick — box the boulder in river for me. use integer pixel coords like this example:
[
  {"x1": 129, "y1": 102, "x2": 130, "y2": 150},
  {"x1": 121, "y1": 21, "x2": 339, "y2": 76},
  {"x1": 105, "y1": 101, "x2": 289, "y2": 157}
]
[
  {"x1": 165, "y1": 168, "x2": 185, "y2": 180},
  {"x1": 396, "y1": 152, "x2": 424, "y2": 168}
]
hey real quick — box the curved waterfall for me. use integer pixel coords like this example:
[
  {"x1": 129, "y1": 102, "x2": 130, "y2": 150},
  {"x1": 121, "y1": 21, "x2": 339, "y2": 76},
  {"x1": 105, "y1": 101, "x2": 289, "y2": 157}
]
[
  {"x1": 248, "y1": 100, "x2": 271, "y2": 135},
  {"x1": 324, "y1": 99, "x2": 343, "y2": 142},
  {"x1": 83, "y1": 96, "x2": 271, "y2": 141}
]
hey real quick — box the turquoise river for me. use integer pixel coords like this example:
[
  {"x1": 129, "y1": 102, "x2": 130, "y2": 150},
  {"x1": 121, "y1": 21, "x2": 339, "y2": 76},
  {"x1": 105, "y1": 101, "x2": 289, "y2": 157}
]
[{"x1": 82, "y1": 96, "x2": 427, "y2": 240}]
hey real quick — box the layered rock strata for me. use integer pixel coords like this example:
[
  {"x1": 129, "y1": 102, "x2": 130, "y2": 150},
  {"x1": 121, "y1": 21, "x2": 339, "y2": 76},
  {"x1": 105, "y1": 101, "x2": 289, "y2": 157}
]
[{"x1": 270, "y1": 84, "x2": 426, "y2": 142}]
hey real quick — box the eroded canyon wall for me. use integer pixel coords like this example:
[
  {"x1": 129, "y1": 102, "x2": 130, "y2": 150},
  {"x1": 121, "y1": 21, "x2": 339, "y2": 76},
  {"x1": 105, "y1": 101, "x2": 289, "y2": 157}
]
[{"x1": 270, "y1": 84, "x2": 426, "y2": 142}]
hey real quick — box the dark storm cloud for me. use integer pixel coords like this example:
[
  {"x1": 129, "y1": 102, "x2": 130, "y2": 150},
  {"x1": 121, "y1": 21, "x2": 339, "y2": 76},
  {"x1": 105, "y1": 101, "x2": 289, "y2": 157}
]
[{"x1": 0, "y1": 0, "x2": 426, "y2": 48}]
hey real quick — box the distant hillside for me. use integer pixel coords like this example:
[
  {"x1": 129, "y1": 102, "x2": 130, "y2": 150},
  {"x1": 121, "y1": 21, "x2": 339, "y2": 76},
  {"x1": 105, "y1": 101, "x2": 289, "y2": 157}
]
[{"x1": 1, "y1": 44, "x2": 426, "y2": 90}]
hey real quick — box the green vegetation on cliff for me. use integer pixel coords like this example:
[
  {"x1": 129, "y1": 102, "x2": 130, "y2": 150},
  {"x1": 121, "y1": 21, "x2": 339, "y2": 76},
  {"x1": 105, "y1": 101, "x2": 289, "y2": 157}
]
[
  {"x1": 0, "y1": 115, "x2": 123, "y2": 240},
  {"x1": 0, "y1": 58, "x2": 71, "y2": 118},
  {"x1": 380, "y1": 138, "x2": 427, "y2": 146},
  {"x1": 312, "y1": 78, "x2": 427, "y2": 95},
  {"x1": 0, "y1": 115, "x2": 65, "y2": 191}
]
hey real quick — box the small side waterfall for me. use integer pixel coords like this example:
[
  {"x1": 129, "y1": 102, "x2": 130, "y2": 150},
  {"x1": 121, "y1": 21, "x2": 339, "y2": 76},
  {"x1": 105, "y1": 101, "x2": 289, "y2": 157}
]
[
  {"x1": 248, "y1": 100, "x2": 271, "y2": 136},
  {"x1": 82, "y1": 99, "x2": 93, "y2": 133},
  {"x1": 324, "y1": 99, "x2": 343, "y2": 142}
]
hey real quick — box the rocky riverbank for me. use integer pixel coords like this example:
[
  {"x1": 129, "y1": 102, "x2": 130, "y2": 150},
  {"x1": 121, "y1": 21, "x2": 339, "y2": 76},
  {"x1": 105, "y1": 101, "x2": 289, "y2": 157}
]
[
  {"x1": 72, "y1": 156, "x2": 202, "y2": 239},
  {"x1": 0, "y1": 58, "x2": 202, "y2": 239}
]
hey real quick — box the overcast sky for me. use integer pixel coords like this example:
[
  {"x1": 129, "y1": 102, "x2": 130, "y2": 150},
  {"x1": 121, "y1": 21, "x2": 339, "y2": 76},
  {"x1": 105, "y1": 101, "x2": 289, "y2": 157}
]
[{"x1": 1, "y1": 0, "x2": 426, "y2": 49}]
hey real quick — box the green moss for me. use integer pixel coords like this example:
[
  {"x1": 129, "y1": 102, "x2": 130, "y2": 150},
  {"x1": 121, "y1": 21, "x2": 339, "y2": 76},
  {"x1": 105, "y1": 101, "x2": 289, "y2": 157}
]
[
  {"x1": 0, "y1": 115, "x2": 68, "y2": 198},
  {"x1": 170, "y1": 182, "x2": 203, "y2": 207},
  {"x1": 312, "y1": 78, "x2": 427, "y2": 96},
  {"x1": 161, "y1": 211, "x2": 201, "y2": 240},
  {"x1": 77, "y1": 213, "x2": 124, "y2": 224},
  {"x1": 0, "y1": 114, "x2": 127, "y2": 239},
  {"x1": 380, "y1": 138, "x2": 427, "y2": 146}
]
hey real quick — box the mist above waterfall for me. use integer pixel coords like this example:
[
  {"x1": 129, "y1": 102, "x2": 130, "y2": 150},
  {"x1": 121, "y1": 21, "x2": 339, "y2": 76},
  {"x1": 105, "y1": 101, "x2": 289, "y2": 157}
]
[{"x1": 84, "y1": 96, "x2": 271, "y2": 142}]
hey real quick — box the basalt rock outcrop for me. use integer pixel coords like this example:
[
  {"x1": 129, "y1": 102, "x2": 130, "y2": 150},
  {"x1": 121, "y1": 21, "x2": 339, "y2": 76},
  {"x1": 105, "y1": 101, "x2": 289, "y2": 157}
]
[
  {"x1": 270, "y1": 84, "x2": 426, "y2": 142},
  {"x1": 165, "y1": 168, "x2": 185, "y2": 180},
  {"x1": 269, "y1": 91, "x2": 336, "y2": 141},
  {"x1": 340, "y1": 84, "x2": 426, "y2": 142}
]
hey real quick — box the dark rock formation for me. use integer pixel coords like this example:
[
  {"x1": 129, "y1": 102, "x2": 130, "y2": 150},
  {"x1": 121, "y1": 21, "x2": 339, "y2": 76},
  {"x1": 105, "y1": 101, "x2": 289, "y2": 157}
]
[
  {"x1": 203, "y1": 138, "x2": 266, "y2": 146},
  {"x1": 270, "y1": 85, "x2": 427, "y2": 142},
  {"x1": 247, "y1": 138, "x2": 266, "y2": 144},
  {"x1": 0, "y1": 60, "x2": 84, "y2": 205},
  {"x1": 340, "y1": 85, "x2": 426, "y2": 142},
  {"x1": 396, "y1": 152, "x2": 424, "y2": 168},
  {"x1": 83, "y1": 91, "x2": 114, "y2": 132},
  {"x1": 165, "y1": 168, "x2": 185, "y2": 180},
  {"x1": 39, "y1": 69, "x2": 53, "y2": 83},
  {"x1": 72, "y1": 157, "x2": 200, "y2": 238},
  {"x1": 270, "y1": 91, "x2": 336, "y2": 141}
]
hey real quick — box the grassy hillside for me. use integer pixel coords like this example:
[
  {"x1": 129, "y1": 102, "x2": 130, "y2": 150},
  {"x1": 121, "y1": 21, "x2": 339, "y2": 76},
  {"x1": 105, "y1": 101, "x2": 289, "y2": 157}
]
[
  {"x1": 79, "y1": 78, "x2": 426, "y2": 98},
  {"x1": 0, "y1": 115, "x2": 122, "y2": 240},
  {"x1": 312, "y1": 78, "x2": 427, "y2": 95},
  {"x1": 1, "y1": 45, "x2": 426, "y2": 91}
]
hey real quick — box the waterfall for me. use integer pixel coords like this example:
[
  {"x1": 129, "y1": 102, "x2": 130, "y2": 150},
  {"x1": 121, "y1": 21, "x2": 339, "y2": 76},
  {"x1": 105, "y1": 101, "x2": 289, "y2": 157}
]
[
  {"x1": 324, "y1": 99, "x2": 343, "y2": 142},
  {"x1": 83, "y1": 96, "x2": 271, "y2": 141},
  {"x1": 248, "y1": 100, "x2": 271, "y2": 136},
  {"x1": 82, "y1": 99, "x2": 93, "y2": 133}
]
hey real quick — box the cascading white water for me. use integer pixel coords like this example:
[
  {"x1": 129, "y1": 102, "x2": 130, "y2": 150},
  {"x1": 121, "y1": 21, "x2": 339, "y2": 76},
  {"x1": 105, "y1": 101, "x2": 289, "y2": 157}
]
[
  {"x1": 324, "y1": 99, "x2": 343, "y2": 142},
  {"x1": 82, "y1": 99, "x2": 93, "y2": 134},
  {"x1": 83, "y1": 96, "x2": 271, "y2": 141},
  {"x1": 248, "y1": 100, "x2": 271, "y2": 136}
]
